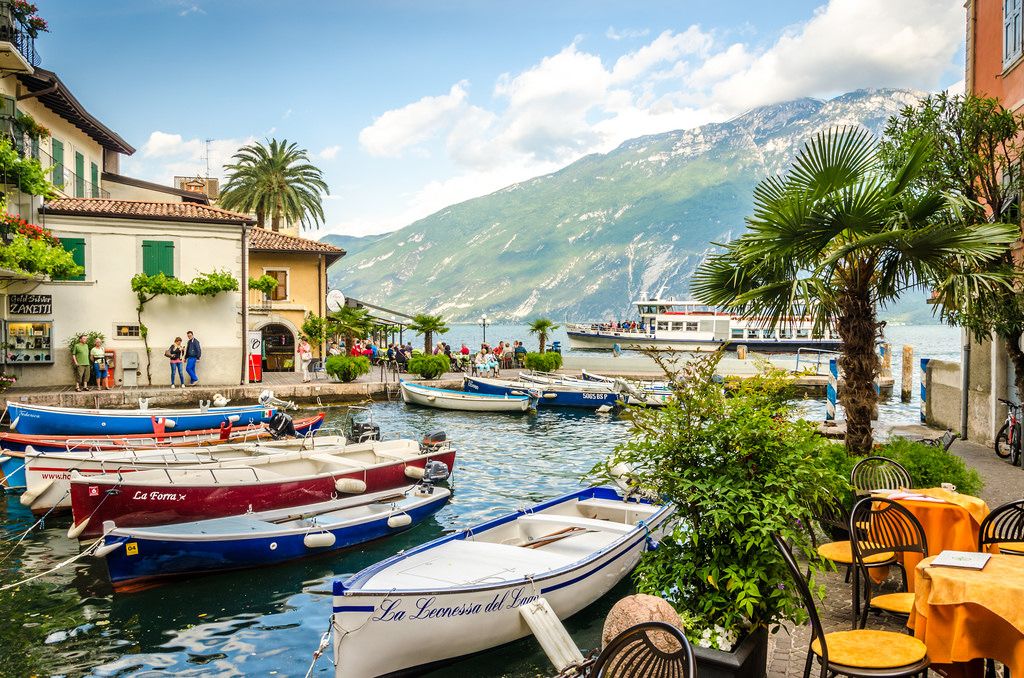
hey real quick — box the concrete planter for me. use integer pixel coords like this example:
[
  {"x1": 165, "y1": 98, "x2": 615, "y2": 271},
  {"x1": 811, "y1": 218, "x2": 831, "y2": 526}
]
[{"x1": 692, "y1": 627, "x2": 768, "y2": 678}]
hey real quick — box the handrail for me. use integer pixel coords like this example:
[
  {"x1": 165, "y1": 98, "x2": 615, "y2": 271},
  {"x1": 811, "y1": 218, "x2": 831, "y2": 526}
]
[{"x1": 794, "y1": 347, "x2": 842, "y2": 374}]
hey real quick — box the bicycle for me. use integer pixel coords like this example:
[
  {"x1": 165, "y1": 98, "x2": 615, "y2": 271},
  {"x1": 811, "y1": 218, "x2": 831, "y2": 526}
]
[{"x1": 995, "y1": 398, "x2": 1022, "y2": 465}]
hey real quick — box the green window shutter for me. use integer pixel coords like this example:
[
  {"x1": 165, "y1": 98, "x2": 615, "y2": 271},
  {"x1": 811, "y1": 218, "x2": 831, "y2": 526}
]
[
  {"x1": 74, "y1": 152, "x2": 85, "y2": 197},
  {"x1": 51, "y1": 139, "x2": 64, "y2": 187},
  {"x1": 90, "y1": 162, "x2": 99, "y2": 197},
  {"x1": 142, "y1": 240, "x2": 174, "y2": 277},
  {"x1": 159, "y1": 241, "x2": 174, "y2": 276},
  {"x1": 58, "y1": 237, "x2": 86, "y2": 281}
]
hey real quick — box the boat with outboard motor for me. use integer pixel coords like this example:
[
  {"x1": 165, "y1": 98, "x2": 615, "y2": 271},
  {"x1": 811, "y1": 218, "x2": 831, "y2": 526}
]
[
  {"x1": 95, "y1": 482, "x2": 451, "y2": 588},
  {"x1": 66, "y1": 432, "x2": 456, "y2": 538},
  {"x1": 399, "y1": 379, "x2": 538, "y2": 412},
  {"x1": 330, "y1": 485, "x2": 671, "y2": 678},
  {"x1": 517, "y1": 371, "x2": 672, "y2": 407},
  {"x1": 463, "y1": 375, "x2": 620, "y2": 409}
]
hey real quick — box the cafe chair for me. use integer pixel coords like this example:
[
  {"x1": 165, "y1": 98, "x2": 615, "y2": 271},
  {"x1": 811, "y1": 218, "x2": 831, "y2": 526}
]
[
  {"x1": 587, "y1": 621, "x2": 696, "y2": 678},
  {"x1": 849, "y1": 497, "x2": 928, "y2": 628},
  {"x1": 772, "y1": 533, "x2": 930, "y2": 678},
  {"x1": 850, "y1": 456, "x2": 912, "y2": 496},
  {"x1": 978, "y1": 498, "x2": 1024, "y2": 556},
  {"x1": 813, "y1": 492, "x2": 895, "y2": 588}
]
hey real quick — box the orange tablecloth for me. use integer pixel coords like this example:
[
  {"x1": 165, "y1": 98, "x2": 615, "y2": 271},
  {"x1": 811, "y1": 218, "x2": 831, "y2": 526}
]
[{"x1": 910, "y1": 554, "x2": 1024, "y2": 676}]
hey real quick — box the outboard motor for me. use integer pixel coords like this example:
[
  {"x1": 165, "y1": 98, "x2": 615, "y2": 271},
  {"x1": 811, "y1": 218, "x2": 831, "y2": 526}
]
[
  {"x1": 414, "y1": 460, "x2": 451, "y2": 495},
  {"x1": 349, "y1": 421, "x2": 381, "y2": 443},
  {"x1": 268, "y1": 411, "x2": 297, "y2": 439},
  {"x1": 419, "y1": 430, "x2": 447, "y2": 452}
]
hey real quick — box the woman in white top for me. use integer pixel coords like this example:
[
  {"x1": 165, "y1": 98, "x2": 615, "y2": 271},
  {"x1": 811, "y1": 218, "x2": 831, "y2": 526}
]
[{"x1": 297, "y1": 337, "x2": 314, "y2": 382}]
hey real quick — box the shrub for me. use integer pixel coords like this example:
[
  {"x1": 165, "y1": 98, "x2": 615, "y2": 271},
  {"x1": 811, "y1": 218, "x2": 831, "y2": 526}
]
[
  {"x1": 595, "y1": 350, "x2": 848, "y2": 650},
  {"x1": 324, "y1": 355, "x2": 371, "y2": 383},
  {"x1": 524, "y1": 351, "x2": 562, "y2": 372},
  {"x1": 66, "y1": 331, "x2": 105, "y2": 353},
  {"x1": 880, "y1": 437, "x2": 983, "y2": 496},
  {"x1": 408, "y1": 354, "x2": 450, "y2": 379}
]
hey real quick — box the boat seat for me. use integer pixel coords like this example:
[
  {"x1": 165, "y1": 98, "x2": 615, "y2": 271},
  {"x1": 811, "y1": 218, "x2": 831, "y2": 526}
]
[
  {"x1": 518, "y1": 513, "x2": 635, "y2": 535},
  {"x1": 575, "y1": 498, "x2": 659, "y2": 517},
  {"x1": 307, "y1": 454, "x2": 367, "y2": 468}
]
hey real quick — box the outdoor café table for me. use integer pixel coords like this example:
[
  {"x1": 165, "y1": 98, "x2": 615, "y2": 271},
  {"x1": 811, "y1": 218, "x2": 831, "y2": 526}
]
[
  {"x1": 909, "y1": 554, "x2": 1024, "y2": 677},
  {"x1": 870, "y1": 489, "x2": 990, "y2": 591}
]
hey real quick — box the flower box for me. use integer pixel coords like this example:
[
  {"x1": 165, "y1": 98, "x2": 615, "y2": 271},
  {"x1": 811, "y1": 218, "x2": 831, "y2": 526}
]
[{"x1": 692, "y1": 627, "x2": 768, "y2": 678}]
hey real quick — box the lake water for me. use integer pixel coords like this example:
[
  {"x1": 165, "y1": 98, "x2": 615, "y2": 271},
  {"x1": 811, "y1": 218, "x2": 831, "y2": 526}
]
[{"x1": 0, "y1": 324, "x2": 962, "y2": 676}]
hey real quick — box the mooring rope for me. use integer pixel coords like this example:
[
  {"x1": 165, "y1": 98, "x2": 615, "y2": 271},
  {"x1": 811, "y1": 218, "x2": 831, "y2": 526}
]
[
  {"x1": 303, "y1": 622, "x2": 333, "y2": 678},
  {"x1": 0, "y1": 489, "x2": 71, "y2": 564}
]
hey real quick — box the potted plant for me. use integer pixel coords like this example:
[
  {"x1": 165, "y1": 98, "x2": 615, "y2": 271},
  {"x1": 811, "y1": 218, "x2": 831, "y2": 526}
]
[{"x1": 596, "y1": 351, "x2": 847, "y2": 678}]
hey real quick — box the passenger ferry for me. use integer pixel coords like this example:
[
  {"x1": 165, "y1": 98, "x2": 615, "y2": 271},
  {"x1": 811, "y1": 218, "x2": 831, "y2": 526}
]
[{"x1": 566, "y1": 300, "x2": 840, "y2": 353}]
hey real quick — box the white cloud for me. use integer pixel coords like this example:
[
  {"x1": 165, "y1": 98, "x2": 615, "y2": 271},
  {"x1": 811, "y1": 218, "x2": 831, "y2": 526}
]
[
  {"x1": 359, "y1": 81, "x2": 470, "y2": 157},
  {"x1": 282, "y1": 108, "x2": 293, "y2": 119},
  {"x1": 318, "y1": 145, "x2": 342, "y2": 160},
  {"x1": 606, "y1": 26, "x2": 650, "y2": 41},
  {"x1": 129, "y1": 131, "x2": 253, "y2": 183}
]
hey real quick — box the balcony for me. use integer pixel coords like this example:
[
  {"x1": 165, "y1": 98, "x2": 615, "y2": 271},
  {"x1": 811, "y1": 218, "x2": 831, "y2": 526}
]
[
  {"x1": 0, "y1": 3, "x2": 39, "y2": 74},
  {"x1": 0, "y1": 114, "x2": 109, "y2": 199}
]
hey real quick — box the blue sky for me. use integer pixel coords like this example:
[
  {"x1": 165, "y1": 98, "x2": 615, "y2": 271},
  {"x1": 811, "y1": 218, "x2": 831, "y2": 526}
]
[{"x1": 41, "y1": 1, "x2": 966, "y2": 236}]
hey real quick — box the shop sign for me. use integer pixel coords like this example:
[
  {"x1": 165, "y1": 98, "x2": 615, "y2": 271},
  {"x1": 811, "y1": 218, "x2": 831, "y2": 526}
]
[{"x1": 8, "y1": 294, "x2": 52, "y2": 315}]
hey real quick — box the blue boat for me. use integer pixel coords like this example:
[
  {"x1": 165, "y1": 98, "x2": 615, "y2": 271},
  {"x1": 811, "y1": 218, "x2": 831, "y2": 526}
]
[
  {"x1": 95, "y1": 483, "x2": 451, "y2": 588},
  {"x1": 4, "y1": 401, "x2": 276, "y2": 436},
  {"x1": 463, "y1": 375, "x2": 620, "y2": 409}
]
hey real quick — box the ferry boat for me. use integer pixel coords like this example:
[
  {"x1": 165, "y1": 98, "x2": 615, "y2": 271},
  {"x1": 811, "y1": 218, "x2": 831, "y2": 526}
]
[{"x1": 566, "y1": 300, "x2": 840, "y2": 353}]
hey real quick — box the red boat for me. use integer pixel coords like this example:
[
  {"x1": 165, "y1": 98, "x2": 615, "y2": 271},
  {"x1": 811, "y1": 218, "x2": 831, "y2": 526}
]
[{"x1": 67, "y1": 435, "x2": 455, "y2": 538}]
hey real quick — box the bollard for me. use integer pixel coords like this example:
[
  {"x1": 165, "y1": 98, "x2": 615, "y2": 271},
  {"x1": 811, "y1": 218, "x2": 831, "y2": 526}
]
[
  {"x1": 901, "y1": 345, "x2": 913, "y2": 403},
  {"x1": 920, "y1": 358, "x2": 930, "y2": 423},
  {"x1": 880, "y1": 343, "x2": 892, "y2": 377},
  {"x1": 737, "y1": 345, "x2": 748, "y2": 360},
  {"x1": 826, "y1": 358, "x2": 838, "y2": 422}
]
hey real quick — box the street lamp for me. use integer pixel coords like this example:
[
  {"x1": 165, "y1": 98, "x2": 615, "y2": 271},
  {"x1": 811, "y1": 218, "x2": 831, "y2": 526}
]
[{"x1": 479, "y1": 314, "x2": 489, "y2": 345}]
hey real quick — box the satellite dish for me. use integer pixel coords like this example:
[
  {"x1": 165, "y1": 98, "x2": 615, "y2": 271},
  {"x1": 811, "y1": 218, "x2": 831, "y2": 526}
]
[{"x1": 326, "y1": 289, "x2": 346, "y2": 312}]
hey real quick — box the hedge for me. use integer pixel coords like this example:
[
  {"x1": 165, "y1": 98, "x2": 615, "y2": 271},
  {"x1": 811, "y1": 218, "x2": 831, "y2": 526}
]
[
  {"x1": 408, "y1": 354, "x2": 450, "y2": 379},
  {"x1": 325, "y1": 355, "x2": 371, "y2": 383},
  {"x1": 524, "y1": 352, "x2": 562, "y2": 373}
]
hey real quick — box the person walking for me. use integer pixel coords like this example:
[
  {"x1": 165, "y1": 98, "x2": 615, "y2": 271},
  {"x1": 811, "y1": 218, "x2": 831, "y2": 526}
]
[
  {"x1": 166, "y1": 336, "x2": 185, "y2": 387},
  {"x1": 71, "y1": 334, "x2": 91, "y2": 391},
  {"x1": 297, "y1": 336, "x2": 313, "y2": 383},
  {"x1": 90, "y1": 337, "x2": 108, "y2": 390},
  {"x1": 184, "y1": 330, "x2": 202, "y2": 386}
]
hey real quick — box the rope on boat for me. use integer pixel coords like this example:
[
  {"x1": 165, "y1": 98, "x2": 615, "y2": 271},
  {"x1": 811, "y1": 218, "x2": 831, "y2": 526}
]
[
  {"x1": 0, "y1": 536, "x2": 103, "y2": 591},
  {"x1": 303, "y1": 622, "x2": 333, "y2": 678},
  {"x1": 0, "y1": 489, "x2": 71, "y2": 564}
]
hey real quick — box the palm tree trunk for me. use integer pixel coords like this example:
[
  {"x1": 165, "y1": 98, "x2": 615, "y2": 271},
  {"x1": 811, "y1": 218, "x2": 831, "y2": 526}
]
[
  {"x1": 539, "y1": 333, "x2": 547, "y2": 354},
  {"x1": 425, "y1": 331, "x2": 433, "y2": 355},
  {"x1": 271, "y1": 212, "x2": 281, "y2": 232},
  {"x1": 836, "y1": 288, "x2": 879, "y2": 456}
]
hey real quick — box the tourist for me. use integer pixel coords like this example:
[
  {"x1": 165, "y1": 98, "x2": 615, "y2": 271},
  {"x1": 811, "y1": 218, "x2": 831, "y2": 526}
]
[
  {"x1": 442, "y1": 342, "x2": 452, "y2": 360},
  {"x1": 184, "y1": 330, "x2": 202, "y2": 386},
  {"x1": 460, "y1": 342, "x2": 470, "y2": 355},
  {"x1": 166, "y1": 336, "x2": 185, "y2": 388},
  {"x1": 386, "y1": 343, "x2": 397, "y2": 362},
  {"x1": 328, "y1": 341, "x2": 342, "y2": 356},
  {"x1": 350, "y1": 340, "x2": 362, "y2": 357},
  {"x1": 297, "y1": 336, "x2": 313, "y2": 383},
  {"x1": 90, "y1": 337, "x2": 108, "y2": 390},
  {"x1": 71, "y1": 334, "x2": 90, "y2": 392}
]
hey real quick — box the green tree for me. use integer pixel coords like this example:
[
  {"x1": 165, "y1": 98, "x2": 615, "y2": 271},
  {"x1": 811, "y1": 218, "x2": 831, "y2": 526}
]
[
  {"x1": 219, "y1": 139, "x2": 329, "y2": 232},
  {"x1": 881, "y1": 93, "x2": 1024, "y2": 398},
  {"x1": 301, "y1": 312, "x2": 329, "y2": 354},
  {"x1": 528, "y1": 317, "x2": 559, "y2": 353},
  {"x1": 407, "y1": 313, "x2": 449, "y2": 355},
  {"x1": 327, "y1": 306, "x2": 374, "y2": 351},
  {"x1": 694, "y1": 127, "x2": 1017, "y2": 455}
]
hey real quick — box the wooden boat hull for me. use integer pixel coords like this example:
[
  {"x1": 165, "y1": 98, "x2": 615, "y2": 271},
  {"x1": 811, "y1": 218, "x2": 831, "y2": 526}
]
[
  {"x1": 399, "y1": 380, "x2": 534, "y2": 412},
  {"x1": 6, "y1": 401, "x2": 276, "y2": 436},
  {"x1": 331, "y1": 486, "x2": 671, "y2": 678},
  {"x1": 68, "y1": 446, "x2": 457, "y2": 538},
  {"x1": 463, "y1": 376, "x2": 619, "y2": 409},
  {"x1": 98, "y1": 486, "x2": 451, "y2": 588}
]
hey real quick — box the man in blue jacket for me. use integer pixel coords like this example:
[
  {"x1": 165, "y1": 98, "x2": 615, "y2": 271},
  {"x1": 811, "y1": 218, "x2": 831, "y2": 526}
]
[{"x1": 184, "y1": 330, "x2": 202, "y2": 385}]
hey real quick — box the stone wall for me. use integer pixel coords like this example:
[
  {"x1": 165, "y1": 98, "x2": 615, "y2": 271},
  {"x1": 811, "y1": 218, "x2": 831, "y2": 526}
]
[{"x1": 926, "y1": 350, "x2": 999, "y2": 443}]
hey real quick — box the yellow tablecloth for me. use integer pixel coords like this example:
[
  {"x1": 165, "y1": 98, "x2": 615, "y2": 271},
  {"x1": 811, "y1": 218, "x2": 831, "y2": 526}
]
[{"x1": 910, "y1": 554, "x2": 1024, "y2": 676}]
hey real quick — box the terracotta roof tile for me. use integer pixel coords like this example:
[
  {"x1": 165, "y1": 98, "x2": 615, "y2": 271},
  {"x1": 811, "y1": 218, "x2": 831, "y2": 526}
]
[
  {"x1": 248, "y1": 227, "x2": 346, "y2": 256},
  {"x1": 41, "y1": 198, "x2": 255, "y2": 224}
]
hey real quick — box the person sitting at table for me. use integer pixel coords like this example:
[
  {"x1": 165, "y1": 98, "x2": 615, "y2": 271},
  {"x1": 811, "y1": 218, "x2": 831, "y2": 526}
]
[
  {"x1": 460, "y1": 343, "x2": 470, "y2": 356},
  {"x1": 474, "y1": 348, "x2": 494, "y2": 376},
  {"x1": 328, "y1": 341, "x2": 342, "y2": 356},
  {"x1": 514, "y1": 340, "x2": 528, "y2": 366},
  {"x1": 349, "y1": 340, "x2": 362, "y2": 357},
  {"x1": 395, "y1": 346, "x2": 409, "y2": 370}
]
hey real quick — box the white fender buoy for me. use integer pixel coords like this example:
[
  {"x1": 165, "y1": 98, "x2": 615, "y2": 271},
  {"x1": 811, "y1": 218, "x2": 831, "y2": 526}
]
[
  {"x1": 19, "y1": 480, "x2": 53, "y2": 507},
  {"x1": 387, "y1": 514, "x2": 412, "y2": 529},
  {"x1": 427, "y1": 395, "x2": 436, "y2": 402},
  {"x1": 93, "y1": 540, "x2": 124, "y2": 558},
  {"x1": 67, "y1": 518, "x2": 90, "y2": 539},
  {"x1": 404, "y1": 466, "x2": 425, "y2": 480},
  {"x1": 335, "y1": 478, "x2": 367, "y2": 494},
  {"x1": 303, "y1": 532, "x2": 336, "y2": 548},
  {"x1": 543, "y1": 393, "x2": 557, "y2": 399},
  {"x1": 163, "y1": 418, "x2": 177, "y2": 429},
  {"x1": 596, "y1": 405, "x2": 613, "y2": 414},
  {"x1": 0, "y1": 455, "x2": 9, "y2": 464},
  {"x1": 10, "y1": 415, "x2": 19, "y2": 431},
  {"x1": 227, "y1": 414, "x2": 240, "y2": 423}
]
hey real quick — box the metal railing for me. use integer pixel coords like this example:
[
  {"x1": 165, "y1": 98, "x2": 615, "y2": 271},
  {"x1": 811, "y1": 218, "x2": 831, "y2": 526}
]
[
  {"x1": 0, "y1": 115, "x2": 110, "y2": 199},
  {"x1": 0, "y1": 4, "x2": 39, "y2": 68},
  {"x1": 794, "y1": 347, "x2": 841, "y2": 374}
]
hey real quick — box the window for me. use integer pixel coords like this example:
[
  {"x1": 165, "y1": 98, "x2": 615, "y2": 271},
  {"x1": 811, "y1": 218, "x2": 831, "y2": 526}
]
[
  {"x1": 265, "y1": 269, "x2": 288, "y2": 301},
  {"x1": 74, "y1": 151, "x2": 85, "y2": 197},
  {"x1": 779, "y1": 329, "x2": 791, "y2": 339},
  {"x1": 684, "y1": 321, "x2": 699, "y2": 332},
  {"x1": 670, "y1": 322, "x2": 685, "y2": 331},
  {"x1": 90, "y1": 162, "x2": 99, "y2": 198},
  {"x1": 657, "y1": 321, "x2": 669, "y2": 331},
  {"x1": 731, "y1": 328, "x2": 744, "y2": 339},
  {"x1": 142, "y1": 240, "x2": 175, "y2": 277},
  {"x1": 1007, "y1": 0, "x2": 1024, "y2": 68},
  {"x1": 796, "y1": 329, "x2": 809, "y2": 339},
  {"x1": 51, "y1": 139, "x2": 64, "y2": 187},
  {"x1": 763, "y1": 329, "x2": 775, "y2": 339},
  {"x1": 57, "y1": 237, "x2": 86, "y2": 281},
  {"x1": 747, "y1": 329, "x2": 760, "y2": 339},
  {"x1": 114, "y1": 323, "x2": 141, "y2": 338}
]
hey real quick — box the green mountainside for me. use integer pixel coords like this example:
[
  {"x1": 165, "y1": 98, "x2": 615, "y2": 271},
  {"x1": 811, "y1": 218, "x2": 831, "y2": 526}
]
[{"x1": 326, "y1": 89, "x2": 938, "y2": 324}]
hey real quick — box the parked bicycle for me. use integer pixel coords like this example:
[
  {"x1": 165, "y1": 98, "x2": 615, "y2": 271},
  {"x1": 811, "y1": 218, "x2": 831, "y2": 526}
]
[{"x1": 995, "y1": 398, "x2": 1022, "y2": 466}]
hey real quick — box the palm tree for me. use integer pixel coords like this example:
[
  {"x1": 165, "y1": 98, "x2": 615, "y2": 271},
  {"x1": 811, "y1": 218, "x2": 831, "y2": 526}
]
[
  {"x1": 408, "y1": 313, "x2": 449, "y2": 355},
  {"x1": 327, "y1": 306, "x2": 373, "y2": 352},
  {"x1": 220, "y1": 139, "x2": 329, "y2": 232},
  {"x1": 693, "y1": 127, "x2": 1016, "y2": 455},
  {"x1": 528, "y1": 318, "x2": 559, "y2": 354}
]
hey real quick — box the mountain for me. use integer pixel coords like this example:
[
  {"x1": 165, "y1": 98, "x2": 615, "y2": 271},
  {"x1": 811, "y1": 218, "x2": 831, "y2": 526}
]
[
  {"x1": 320, "y1": 233, "x2": 386, "y2": 258},
  {"x1": 328, "y1": 89, "x2": 937, "y2": 323}
]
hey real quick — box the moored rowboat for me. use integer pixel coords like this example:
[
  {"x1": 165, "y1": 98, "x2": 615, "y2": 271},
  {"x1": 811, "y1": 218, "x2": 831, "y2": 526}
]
[
  {"x1": 399, "y1": 380, "x2": 537, "y2": 412},
  {"x1": 96, "y1": 483, "x2": 451, "y2": 588},
  {"x1": 5, "y1": 401, "x2": 276, "y2": 436},
  {"x1": 463, "y1": 376, "x2": 620, "y2": 409},
  {"x1": 331, "y1": 485, "x2": 670, "y2": 678}
]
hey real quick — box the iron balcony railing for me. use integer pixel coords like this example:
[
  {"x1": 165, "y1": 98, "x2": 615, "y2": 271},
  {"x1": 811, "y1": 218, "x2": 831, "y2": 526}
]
[
  {"x1": 0, "y1": 3, "x2": 40, "y2": 68},
  {"x1": 0, "y1": 114, "x2": 109, "y2": 199}
]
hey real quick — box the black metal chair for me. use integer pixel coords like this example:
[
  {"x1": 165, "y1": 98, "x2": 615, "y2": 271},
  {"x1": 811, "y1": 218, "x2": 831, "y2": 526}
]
[
  {"x1": 978, "y1": 499, "x2": 1024, "y2": 556},
  {"x1": 772, "y1": 533, "x2": 929, "y2": 678},
  {"x1": 587, "y1": 621, "x2": 696, "y2": 678},
  {"x1": 849, "y1": 497, "x2": 928, "y2": 628},
  {"x1": 850, "y1": 456, "x2": 912, "y2": 496},
  {"x1": 307, "y1": 359, "x2": 326, "y2": 381}
]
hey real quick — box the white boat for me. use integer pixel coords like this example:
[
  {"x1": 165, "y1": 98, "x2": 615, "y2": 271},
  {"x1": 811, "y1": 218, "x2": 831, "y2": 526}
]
[
  {"x1": 331, "y1": 485, "x2": 671, "y2": 678},
  {"x1": 566, "y1": 299, "x2": 841, "y2": 352},
  {"x1": 399, "y1": 380, "x2": 538, "y2": 413}
]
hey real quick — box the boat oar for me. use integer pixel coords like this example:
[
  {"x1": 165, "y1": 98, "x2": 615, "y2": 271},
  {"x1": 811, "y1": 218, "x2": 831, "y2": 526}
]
[
  {"x1": 524, "y1": 526, "x2": 598, "y2": 549},
  {"x1": 267, "y1": 492, "x2": 407, "y2": 524}
]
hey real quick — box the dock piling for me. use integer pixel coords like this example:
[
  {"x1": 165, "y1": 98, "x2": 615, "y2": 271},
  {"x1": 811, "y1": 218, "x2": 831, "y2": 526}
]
[
  {"x1": 826, "y1": 358, "x2": 838, "y2": 421},
  {"x1": 901, "y1": 345, "x2": 913, "y2": 403},
  {"x1": 920, "y1": 357, "x2": 930, "y2": 423}
]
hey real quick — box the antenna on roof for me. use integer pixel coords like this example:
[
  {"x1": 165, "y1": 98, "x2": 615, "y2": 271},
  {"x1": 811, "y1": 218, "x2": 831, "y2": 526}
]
[{"x1": 203, "y1": 139, "x2": 213, "y2": 179}]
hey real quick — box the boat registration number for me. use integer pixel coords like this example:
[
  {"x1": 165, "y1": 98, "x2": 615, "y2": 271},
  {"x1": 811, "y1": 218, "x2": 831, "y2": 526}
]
[
  {"x1": 125, "y1": 542, "x2": 138, "y2": 556},
  {"x1": 581, "y1": 393, "x2": 606, "y2": 400}
]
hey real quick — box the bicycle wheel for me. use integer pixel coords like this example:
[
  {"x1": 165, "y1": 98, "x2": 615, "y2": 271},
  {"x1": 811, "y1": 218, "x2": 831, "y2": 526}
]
[
  {"x1": 1014, "y1": 423, "x2": 1023, "y2": 467},
  {"x1": 996, "y1": 421, "x2": 1012, "y2": 458}
]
